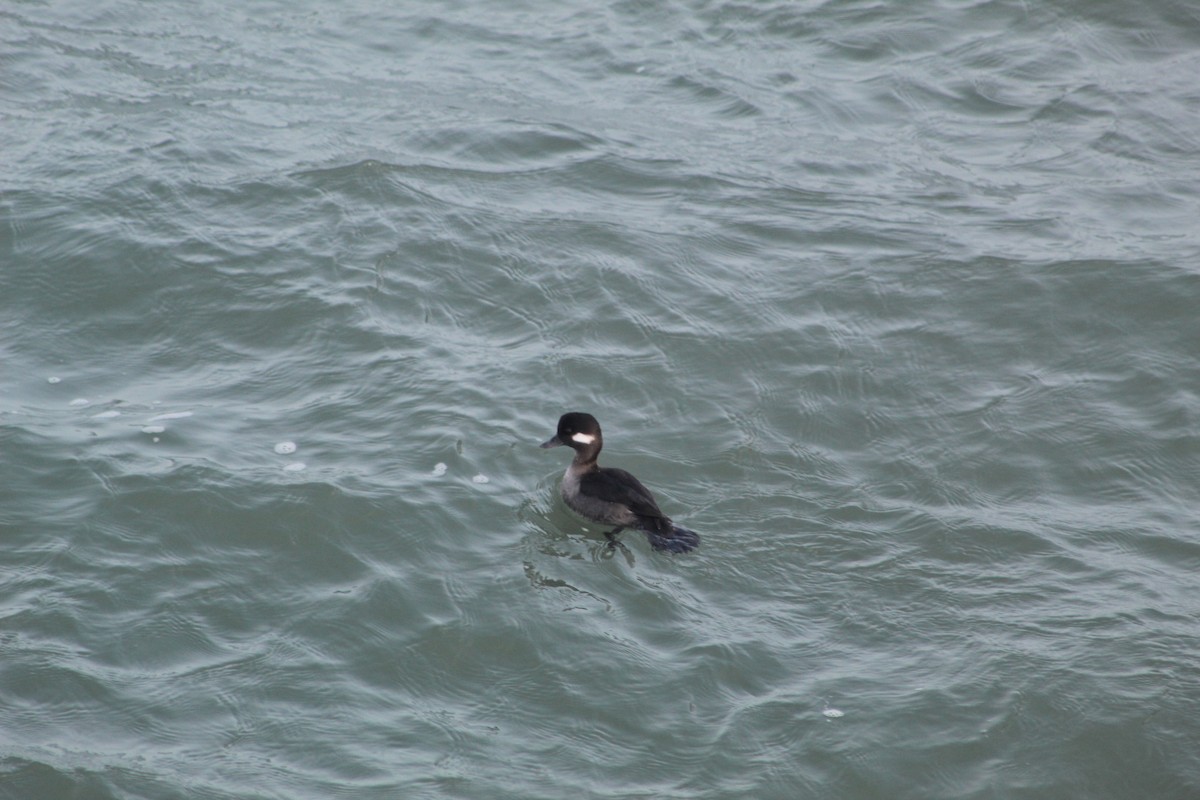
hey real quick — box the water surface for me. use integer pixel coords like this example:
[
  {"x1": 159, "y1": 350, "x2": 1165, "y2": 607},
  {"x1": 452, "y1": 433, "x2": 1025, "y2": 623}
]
[{"x1": 4, "y1": 1, "x2": 1200, "y2": 798}]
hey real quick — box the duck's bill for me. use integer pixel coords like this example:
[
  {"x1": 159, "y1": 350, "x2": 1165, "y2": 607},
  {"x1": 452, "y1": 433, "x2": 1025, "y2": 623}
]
[{"x1": 539, "y1": 435, "x2": 563, "y2": 448}]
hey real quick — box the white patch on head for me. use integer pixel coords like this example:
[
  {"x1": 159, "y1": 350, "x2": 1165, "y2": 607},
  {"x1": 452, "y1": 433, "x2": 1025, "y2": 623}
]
[{"x1": 570, "y1": 432, "x2": 596, "y2": 445}]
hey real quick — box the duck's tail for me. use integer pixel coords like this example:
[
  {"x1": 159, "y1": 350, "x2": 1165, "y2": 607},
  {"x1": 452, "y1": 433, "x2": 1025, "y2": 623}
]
[{"x1": 644, "y1": 524, "x2": 700, "y2": 553}]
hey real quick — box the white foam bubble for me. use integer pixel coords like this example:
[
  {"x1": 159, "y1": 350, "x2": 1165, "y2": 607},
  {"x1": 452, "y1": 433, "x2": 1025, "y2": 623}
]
[
  {"x1": 91, "y1": 410, "x2": 122, "y2": 419},
  {"x1": 149, "y1": 411, "x2": 193, "y2": 421},
  {"x1": 69, "y1": 398, "x2": 90, "y2": 407},
  {"x1": 47, "y1": 376, "x2": 61, "y2": 384},
  {"x1": 283, "y1": 461, "x2": 306, "y2": 472},
  {"x1": 274, "y1": 441, "x2": 297, "y2": 455},
  {"x1": 431, "y1": 462, "x2": 448, "y2": 476},
  {"x1": 823, "y1": 708, "x2": 844, "y2": 719},
  {"x1": 142, "y1": 425, "x2": 166, "y2": 434},
  {"x1": 472, "y1": 474, "x2": 489, "y2": 484}
]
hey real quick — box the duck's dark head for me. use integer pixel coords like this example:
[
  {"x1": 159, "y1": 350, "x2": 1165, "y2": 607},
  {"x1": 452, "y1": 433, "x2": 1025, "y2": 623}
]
[{"x1": 540, "y1": 412, "x2": 603, "y2": 454}]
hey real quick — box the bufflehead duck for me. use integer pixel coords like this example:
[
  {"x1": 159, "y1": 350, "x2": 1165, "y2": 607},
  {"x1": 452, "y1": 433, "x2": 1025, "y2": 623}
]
[{"x1": 540, "y1": 412, "x2": 700, "y2": 553}]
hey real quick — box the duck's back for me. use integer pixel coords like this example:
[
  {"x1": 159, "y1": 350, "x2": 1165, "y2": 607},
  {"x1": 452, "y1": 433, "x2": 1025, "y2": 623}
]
[{"x1": 567, "y1": 466, "x2": 671, "y2": 533}]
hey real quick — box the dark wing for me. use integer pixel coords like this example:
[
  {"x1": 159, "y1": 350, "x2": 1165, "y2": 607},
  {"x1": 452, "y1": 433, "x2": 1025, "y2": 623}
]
[{"x1": 580, "y1": 467, "x2": 670, "y2": 531}]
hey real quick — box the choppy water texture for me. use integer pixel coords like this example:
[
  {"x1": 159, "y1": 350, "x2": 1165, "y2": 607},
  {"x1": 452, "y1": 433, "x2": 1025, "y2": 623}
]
[{"x1": 4, "y1": 1, "x2": 1200, "y2": 798}]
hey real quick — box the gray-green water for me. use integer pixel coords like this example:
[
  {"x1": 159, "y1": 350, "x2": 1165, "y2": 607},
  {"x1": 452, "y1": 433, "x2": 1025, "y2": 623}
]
[{"x1": 4, "y1": 1, "x2": 1200, "y2": 798}]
